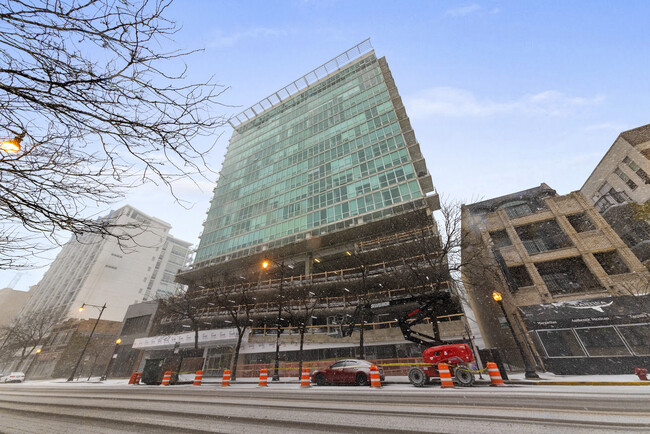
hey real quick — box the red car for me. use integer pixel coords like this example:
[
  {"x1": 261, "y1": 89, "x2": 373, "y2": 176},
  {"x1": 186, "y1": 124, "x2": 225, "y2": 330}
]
[{"x1": 311, "y1": 359, "x2": 385, "y2": 386}]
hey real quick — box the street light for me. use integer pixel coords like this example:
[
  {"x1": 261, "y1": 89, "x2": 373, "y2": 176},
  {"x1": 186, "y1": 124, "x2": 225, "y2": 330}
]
[
  {"x1": 0, "y1": 132, "x2": 24, "y2": 153},
  {"x1": 67, "y1": 303, "x2": 107, "y2": 382},
  {"x1": 262, "y1": 258, "x2": 289, "y2": 382},
  {"x1": 24, "y1": 348, "x2": 42, "y2": 380},
  {"x1": 100, "y1": 337, "x2": 122, "y2": 381},
  {"x1": 492, "y1": 292, "x2": 539, "y2": 379}
]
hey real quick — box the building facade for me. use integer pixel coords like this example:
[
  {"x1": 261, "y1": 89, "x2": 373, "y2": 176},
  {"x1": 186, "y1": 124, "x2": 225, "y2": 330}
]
[
  {"x1": 462, "y1": 184, "x2": 650, "y2": 374},
  {"x1": 0, "y1": 287, "x2": 31, "y2": 328},
  {"x1": 167, "y1": 41, "x2": 466, "y2": 374},
  {"x1": 581, "y1": 123, "x2": 650, "y2": 268},
  {"x1": 20, "y1": 205, "x2": 192, "y2": 322}
]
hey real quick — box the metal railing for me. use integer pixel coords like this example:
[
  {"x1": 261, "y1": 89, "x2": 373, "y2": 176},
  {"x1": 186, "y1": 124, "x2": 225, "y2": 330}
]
[{"x1": 229, "y1": 39, "x2": 373, "y2": 128}]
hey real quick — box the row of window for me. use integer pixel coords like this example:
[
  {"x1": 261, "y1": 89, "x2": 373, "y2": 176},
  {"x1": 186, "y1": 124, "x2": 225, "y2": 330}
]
[
  {"x1": 195, "y1": 180, "x2": 422, "y2": 262},
  {"x1": 531, "y1": 323, "x2": 649, "y2": 358},
  {"x1": 207, "y1": 124, "x2": 406, "y2": 225},
  {"x1": 217, "y1": 108, "x2": 399, "y2": 207},
  {"x1": 202, "y1": 121, "x2": 404, "y2": 236},
  {"x1": 229, "y1": 55, "x2": 381, "y2": 160},
  {"x1": 200, "y1": 163, "x2": 416, "y2": 249},
  {"x1": 208, "y1": 147, "x2": 411, "y2": 233}
]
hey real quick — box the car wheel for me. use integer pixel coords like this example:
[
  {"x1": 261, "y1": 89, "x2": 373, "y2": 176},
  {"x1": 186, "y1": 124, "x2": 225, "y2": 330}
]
[
  {"x1": 314, "y1": 373, "x2": 326, "y2": 386},
  {"x1": 356, "y1": 373, "x2": 369, "y2": 386},
  {"x1": 454, "y1": 369, "x2": 475, "y2": 387},
  {"x1": 408, "y1": 367, "x2": 427, "y2": 387}
]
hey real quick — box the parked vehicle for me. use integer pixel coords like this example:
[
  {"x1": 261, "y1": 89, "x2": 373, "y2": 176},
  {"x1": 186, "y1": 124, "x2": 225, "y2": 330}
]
[
  {"x1": 311, "y1": 359, "x2": 385, "y2": 386},
  {"x1": 2, "y1": 372, "x2": 25, "y2": 383}
]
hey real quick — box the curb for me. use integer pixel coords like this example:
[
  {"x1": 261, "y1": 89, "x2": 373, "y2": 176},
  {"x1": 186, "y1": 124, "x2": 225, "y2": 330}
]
[{"x1": 533, "y1": 381, "x2": 650, "y2": 386}]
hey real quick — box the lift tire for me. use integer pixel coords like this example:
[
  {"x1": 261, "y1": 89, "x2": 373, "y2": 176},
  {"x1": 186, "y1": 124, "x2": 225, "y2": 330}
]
[
  {"x1": 454, "y1": 369, "x2": 475, "y2": 387},
  {"x1": 408, "y1": 367, "x2": 427, "y2": 387}
]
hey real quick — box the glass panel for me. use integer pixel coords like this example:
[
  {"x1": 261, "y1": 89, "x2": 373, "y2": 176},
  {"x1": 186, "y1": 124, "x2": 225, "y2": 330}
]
[
  {"x1": 536, "y1": 329, "x2": 586, "y2": 357},
  {"x1": 617, "y1": 324, "x2": 650, "y2": 355},
  {"x1": 575, "y1": 327, "x2": 631, "y2": 356}
]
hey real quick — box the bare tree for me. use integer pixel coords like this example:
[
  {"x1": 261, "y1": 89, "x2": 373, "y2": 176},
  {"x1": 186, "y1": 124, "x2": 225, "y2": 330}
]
[
  {"x1": 0, "y1": 309, "x2": 62, "y2": 370},
  {"x1": 158, "y1": 288, "x2": 205, "y2": 350},
  {"x1": 281, "y1": 280, "x2": 320, "y2": 378},
  {"x1": 211, "y1": 286, "x2": 253, "y2": 381},
  {"x1": 0, "y1": 0, "x2": 229, "y2": 268}
]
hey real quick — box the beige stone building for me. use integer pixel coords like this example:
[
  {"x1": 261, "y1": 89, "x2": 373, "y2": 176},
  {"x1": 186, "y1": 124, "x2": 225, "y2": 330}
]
[
  {"x1": 462, "y1": 183, "x2": 650, "y2": 374},
  {"x1": 581, "y1": 123, "x2": 650, "y2": 267},
  {"x1": 0, "y1": 287, "x2": 31, "y2": 328}
]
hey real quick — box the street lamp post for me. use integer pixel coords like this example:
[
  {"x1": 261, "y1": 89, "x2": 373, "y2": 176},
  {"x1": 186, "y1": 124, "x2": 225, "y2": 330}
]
[
  {"x1": 100, "y1": 338, "x2": 122, "y2": 381},
  {"x1": 67, "y1": 303, "x2": 107, "y2": 382},
  {"x1": 24, "y1": 348, "x2": 41, "y2": 380},
  {"x1": 492, "y1": 292, "x2": 539, "y2": 379},
  {"x1": 263, "y1": 259, "x2": 289, "y2": 382}
]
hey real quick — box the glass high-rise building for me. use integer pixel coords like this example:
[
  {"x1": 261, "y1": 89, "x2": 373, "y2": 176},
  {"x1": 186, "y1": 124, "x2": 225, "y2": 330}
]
[
  {"x1": 194, "y1": 40, "x2": 436, "y2": 269},
  {"x1": 175, "y1": 41, "x2": 462, "y2": 367}
]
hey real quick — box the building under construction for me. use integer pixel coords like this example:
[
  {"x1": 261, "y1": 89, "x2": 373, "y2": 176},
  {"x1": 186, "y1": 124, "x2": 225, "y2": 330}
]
[{"x1": 158, "y1": 41, "x2": 467, "y2": 374}]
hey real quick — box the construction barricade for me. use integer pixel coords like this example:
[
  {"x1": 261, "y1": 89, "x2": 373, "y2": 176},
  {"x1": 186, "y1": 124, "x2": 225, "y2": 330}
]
[
  {"x1": 438, "y1": 363, "x2": 454, "y2": 388},
  {"x1": 221, "y1": 369, "x2": 231, "y2": 387},
  {"x1": 193, "y1": 370, "x2": 203, "y2": 386},
  {"x1": 370, "y1": 365, "x2": 382, "y2": 388},
  {"x1": 128, "y1": 372, "x2": 138, "y2": 385},
  {"x1": 161, "y1": 371, "x2": 172, "y2": 386},
  {"x1": 258, "y1": 368, "x2": 268, "y2": 387},
  {"x1": 300, "y1": 368, "x2": 310, "y2": 388},
  {"x1": 134, "y1": 372, "x2": 141, "y2": 385},
  {"x1": 487, "y1": 362, "x2": 505, "y2": 386}
]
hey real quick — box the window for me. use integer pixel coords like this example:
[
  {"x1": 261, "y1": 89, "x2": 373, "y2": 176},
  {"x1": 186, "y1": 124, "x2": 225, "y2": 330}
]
[
  {"x1": 615, "y1": 167, "x2": 638, "y2": 190},
  {"x1": 515, "y1": 219, "x2": 572, "y2": 255},
  {"x1": 121, "y1": 315, "x2": 152, "y2": 334},
  {"x1": 535, "y1": 256, "x2": 601, "y2": 295},
  {"x1": 574, "y1": 327, "x2": 630, "y2": 356},
  {"x1": 566, "y1": 213, "x2": 595, "y2": 233},
  {"x1": 593, "y1": 251, "x2": 629, "y2": 275},
  {"x1": 535, "y1": 329, "x2": 586, "y2": 357},
  {"x1": 617, "y1": 324, "x2": 650, "y2": 355},
  {"x1": 499, "y1": 201, "x2": 532, "y2": 219},
  {"x1": 507, "y1": 265, "x2": 533, "y2": 288},
  {"x1": 489, "y1": 230, "x2": 512, "y2": 248},
  {"x1": 623, "y1": 156, "x2": 650, "y2": 184}
]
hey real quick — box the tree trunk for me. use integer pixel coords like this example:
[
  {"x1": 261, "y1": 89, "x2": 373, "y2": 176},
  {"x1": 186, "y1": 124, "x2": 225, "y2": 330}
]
[{"x1": 230, "y1": 328, "x2": 245, "y2": 381}]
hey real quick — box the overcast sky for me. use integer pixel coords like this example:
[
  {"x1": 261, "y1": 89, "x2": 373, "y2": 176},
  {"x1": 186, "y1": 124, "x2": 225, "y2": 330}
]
[{"x1": 4, "y1": 0, "x2": 650, "y2": 292}]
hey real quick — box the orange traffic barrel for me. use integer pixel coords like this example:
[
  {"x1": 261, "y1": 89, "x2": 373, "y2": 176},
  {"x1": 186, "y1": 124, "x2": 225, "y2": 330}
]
[
  {"x1": 487, "y1": 362, "x2": 505, "y2": 386},
  {"x1": 438, "y1": 363, "x2": 454, "y2": 388},
  {"x1": 128, "y1": 372, "x2": 138, "y2": 385},
  {"x1": 300, "y1": 367, "x2": 310, "y2": 388},
  {"x1": 221, "y1": 369, "x2": 231, "y2": 387},
  {"x1": 193, "y1": 370, "x2": 203, "y2": 386},
  {"x1": 258, "y1": 368, "x2": 268, "y2": 387},
  {"x1": 134, "y1": 372, "x2": 142, "y2": 385},
  {"x1": 370, "y1": 365, "x2": 382, "y2": 388},
  {"x1": 161, "y1": 371, "x2": 172, "y2": 386}
]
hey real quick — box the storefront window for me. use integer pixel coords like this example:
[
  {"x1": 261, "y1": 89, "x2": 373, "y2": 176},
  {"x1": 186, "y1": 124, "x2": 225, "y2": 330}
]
[
  {"x1": 536, "y1": 329, "x2": 586, "y2": 357},
  {"x1": 574, "y1": 326, "x2": 631, "y2": 356},
  {"x1": 617, "y1": 324, "x2": 650, "y2": 355}
]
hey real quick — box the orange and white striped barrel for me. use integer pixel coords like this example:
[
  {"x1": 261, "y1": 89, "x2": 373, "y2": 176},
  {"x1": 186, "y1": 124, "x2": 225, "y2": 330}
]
[
  {"x1": 300, "y1": 367, "x2": 310, "y2": 388},
  {"x1": 487, "y1": 362, "x2": 505, "y2": 386},
  {"x1": 161, "y1": 371, "x2": 172, "y2": 386},
  {"x1": 193, "y1": 370, "x2": 203, "y2": 386},
  {"x1": 370, "y1": 365, "x2": 382, "y2": 388},
  {"x1": 221, "y1": 369, "x2": 231, "y2": 387},
  {"x1": 134, "y1": 372, "x2": 142, "y2": 385},
  {"x1": 128, "y1": 372, "x2": 138, "y2": 385},
  {"x1": 258, "y1": 368, "x2": 268, "y2": 387},
  {"x1": 438, "y1": 363, "x2": 454, "y2": 388}
]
